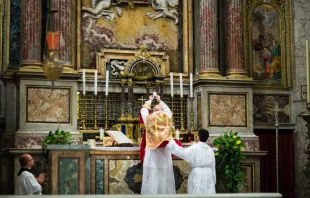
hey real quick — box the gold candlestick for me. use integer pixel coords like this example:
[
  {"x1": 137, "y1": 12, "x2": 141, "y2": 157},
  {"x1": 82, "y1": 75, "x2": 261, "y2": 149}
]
[
  {"x1": 180, "y1": 97, "x2": 185, "y2": 131},
  {"x1": 82, "y1": 94, "x2": 86, "y2": 130},
  {"x1": 104, "y1": 95, "x2": 109, "y2": 130},
  {"x1": 94, "y1": 95, "x2": 98, "y2": 129},
  {"x1": 189, "y1": 97, "x2": 195, "y2": 131}
]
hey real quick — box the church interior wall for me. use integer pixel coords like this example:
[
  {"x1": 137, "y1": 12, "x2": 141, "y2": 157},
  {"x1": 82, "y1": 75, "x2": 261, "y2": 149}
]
[{"x1": 0, "y1": 0, "x2": 309, "y2": 196}]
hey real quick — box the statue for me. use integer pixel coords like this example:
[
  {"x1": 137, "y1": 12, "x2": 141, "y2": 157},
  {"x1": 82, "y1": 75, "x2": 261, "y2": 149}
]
[
  {"x1": 82, "y1": 0, "x2": 123, "y2": 21},
  {"x1": 146, "y1": 0, "x2": 179, "y2": 24}
]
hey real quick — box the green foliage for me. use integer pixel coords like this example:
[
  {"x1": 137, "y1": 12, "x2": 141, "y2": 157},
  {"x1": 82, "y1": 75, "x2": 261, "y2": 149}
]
[
  {"x1": 42, "y1": 129, "x2": 72, "y2": 148},
  {"x1": 213, "y1": 130, "x2": 246, "y2": 193}
]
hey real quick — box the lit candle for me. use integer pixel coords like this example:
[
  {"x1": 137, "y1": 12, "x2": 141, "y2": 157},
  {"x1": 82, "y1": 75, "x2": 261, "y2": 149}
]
[
  {"x1": 176, "y1": 129, "x2": 180, "y2": 140},
  {"x1": 170, "y1": 72, "x2": 174, "y2": 97},
  {"x1": 179, "y1": 73, "x2": 183, "y2": 97},
  {"x1": 82, "y1": 69, "x2": 86, "y2": 95},
  {"x1": 94, "y1": 70, "x2": 97, "y2": 95},
  {"x1": 105, "y1": 70, "x2": 109, "y2": 96},
  {"x1": 307, "y1": 40, "x2": 310, "y2": 103},
  {"x1": 190, "y1": 73, "x2": 193, "y2": 98},
  {"x1": 100, "y1": 128, "x2": 104, "y2": 140}
]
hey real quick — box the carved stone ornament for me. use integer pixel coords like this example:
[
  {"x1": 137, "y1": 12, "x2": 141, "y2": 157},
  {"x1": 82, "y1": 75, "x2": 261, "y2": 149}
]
[
  {"x1": 147, "y1": 0, "x2": 179, "y2": 24},
  {"x1": 122, "y1": 46, "x2": 162, "y2": 81},
  {"x1": 82, "y1": 0, "x2": 123, "y2": 21}
]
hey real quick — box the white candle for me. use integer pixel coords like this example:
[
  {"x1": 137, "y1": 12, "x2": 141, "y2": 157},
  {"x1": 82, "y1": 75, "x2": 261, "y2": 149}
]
[
  {"x1": 170, "y1": 72, "x2": 174, "y2": 97},
  {"x1": 100, "y1": 128, "x2": 104, "y2": 139},
  {"x1": 105, "y1": 70, "x2": 109, "y2": 96},
  {"x1": 179, "y1": 73, "x2": 183, "y2": 97},
  {"x1": 307, "y1": 40, "x2": 310, "y2": 103},
  {"x1": 82, "y1": 69, "x2": 86, "y2": 95},
  {"x1": 190, "y1": 73, "x2": 193, "y2": 98},
  {"x1": 176, "y1": 129, "x2": 180, "y2": 140},
  {"x1": 94, "y1": 70, "x2": 97, "y2": 95}
]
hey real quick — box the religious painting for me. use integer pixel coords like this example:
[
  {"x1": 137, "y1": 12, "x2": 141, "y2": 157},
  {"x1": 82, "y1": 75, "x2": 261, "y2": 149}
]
[
  {"x1": 253, "y1": 94, "x2": 290, "y2": 123},
  {"x1": 208, "y1": 93, "x2": 247, "y2": 127},
  {"x1": 251, "y1": 4, "x2": 281, "y2": 86},
  {"x1": 26, "y1": 87, "x2": 71, "y2": 123},
  {"x1": 245, "y1": 0, "x2": 292, "y2": 88},
  {"x1": 58, "y1": 158, "x2": 79, "y2": 194},
  {"x1": 78, "y1": 0, "x2": 192, "y2": 74}
]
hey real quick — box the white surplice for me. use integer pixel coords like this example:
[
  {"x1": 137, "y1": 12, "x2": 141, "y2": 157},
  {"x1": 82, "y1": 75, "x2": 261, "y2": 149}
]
[
  {"x1": 141, "y1": 100, "x2": 176, "y2": 194},
  {"x1": 166, "y1": 140, "x2": 216, "y2": 194},
  {"x1": 16, "y1": 171, "x2": 42, "y2": 195}
]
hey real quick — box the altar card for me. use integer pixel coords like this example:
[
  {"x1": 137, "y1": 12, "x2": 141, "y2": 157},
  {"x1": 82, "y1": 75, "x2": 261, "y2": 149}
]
[{"x1": 105, "y1": 130, "x2": 133, "y2": 146}]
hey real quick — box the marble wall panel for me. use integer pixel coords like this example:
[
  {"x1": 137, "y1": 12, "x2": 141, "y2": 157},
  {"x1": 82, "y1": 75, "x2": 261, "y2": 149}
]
[
  {"x1": 253, "y1": 95, "x2": 290, "y2": 123},
  {"x1": 26, "y1": 87, "x2": 71, "y2": 123},
  {"x1": 209, "y1": 93, "x2": 247, "y2": 127}
]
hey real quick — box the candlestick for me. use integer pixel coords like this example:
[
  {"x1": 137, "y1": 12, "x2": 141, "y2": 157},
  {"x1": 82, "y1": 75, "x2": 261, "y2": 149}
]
[
  {"x1": 100, "y1": 128, "x2": 104, "y2": 140},
  {"x1": 94, "y1": 70, "x2": 97, "y2": 95},
  {"x1": 104, "y1": 95, "x2": 109, "y2": 130},
  {"x1": 94, "y1": 95, "x2": 98, "y2": 129},
  {"x1": 179, "y1": 73, "x2": 183, "y2": 97},
  {"x1": 190, "y1": 73, "x2": 193, "y2": 98},
  {"x1": 82, "y1": 69, "x2": 86, "y2": 95},
  {"x1": 180, "y1": 97, "x2": 184, "y2": 131},
  {"x1": 176, "y1": 129, "x2": 180, "y2": 140},
  {"x1": 170, "y1": 72, "x2": 174, "y2": 97},
  {"x1": 307, "y1": 40, "x2": 310, "y2": 103},
  {"x1": 189, "y1": 96, "x2": 195, "y2": 131},
  {"x1": 106, "y1": 70, "x2": 109, "y2": 96}
]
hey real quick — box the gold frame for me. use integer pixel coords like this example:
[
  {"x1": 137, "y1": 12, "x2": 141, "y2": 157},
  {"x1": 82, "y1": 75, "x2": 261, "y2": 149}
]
[
  {"x1": 76, "y1": 0, "x2": 193, "y2": 76},
  {"x1": 207, "y1": 91, "x2": 249, "y2": 127},
  {"x1": 24, "y1": 85, "x2": 73, "y2": 124},
  {"x1": 244, "y1": 0, "x2": 292, "y2": 89}
]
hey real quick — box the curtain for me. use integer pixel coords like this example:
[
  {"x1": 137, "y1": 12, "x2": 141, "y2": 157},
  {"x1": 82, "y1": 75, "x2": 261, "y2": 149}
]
[{"x1": 255, "y1": 129, "x2": 295, "y2": 198}]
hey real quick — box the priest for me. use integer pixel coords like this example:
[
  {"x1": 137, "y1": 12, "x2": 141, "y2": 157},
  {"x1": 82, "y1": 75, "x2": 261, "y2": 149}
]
[{"x1": 139, "y1": 94, "x2": 182, "y2": 194}]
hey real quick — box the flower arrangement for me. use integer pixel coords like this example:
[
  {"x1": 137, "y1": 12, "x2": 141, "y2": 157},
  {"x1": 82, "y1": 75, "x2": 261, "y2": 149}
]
[
  {"x1": 42, "y1": 129, "x2": 72, "y2": 148},
  {"x1": 213, "y1": 130, "x2": 246, "y2": 193}
]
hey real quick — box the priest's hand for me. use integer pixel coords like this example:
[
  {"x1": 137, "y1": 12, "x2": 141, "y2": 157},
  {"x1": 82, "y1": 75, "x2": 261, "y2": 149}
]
[
  {"x1": 36, "y1": 173, "x2": 45, "y2": 184},
  {"x1": 155, "y1": 95, "x2": 161, "y2": 102}
]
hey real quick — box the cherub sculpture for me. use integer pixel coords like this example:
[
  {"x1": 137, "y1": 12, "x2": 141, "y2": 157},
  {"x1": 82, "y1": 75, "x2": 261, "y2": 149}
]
[
  {"x1": 82, "y1": 0, "x2": 123, "y2": 21},
  {"x1": 146, "y1": 0, "x2": 179, "y2": 24}
]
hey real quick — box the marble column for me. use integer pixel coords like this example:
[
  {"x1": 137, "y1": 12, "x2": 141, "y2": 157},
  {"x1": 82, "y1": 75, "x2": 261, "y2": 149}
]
[
  {"x1": 225, "y1": 0, "x2": 247, "y2": 78},
  {"x1": 51, "y1": 0, "x2": 75, "y2": 71},
  {"x1": 20, "y1": 0, "x2": 42, "y2": 68},
  {"x1": 199, "y1": 0, "x2": 221, "y2": 78}
]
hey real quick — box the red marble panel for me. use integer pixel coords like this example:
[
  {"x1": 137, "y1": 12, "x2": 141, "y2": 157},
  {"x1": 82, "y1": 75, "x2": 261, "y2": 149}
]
[
  {"x1": 21, "y1": 0, "x2": 42, "y2": 64},
  {"x1": 226, "y1": 0, "x2": 245, "y2": 73},
  {"x1": 51, "y1": 0, "x2": 73, "y2": 64},
  {"x1": 200, "y1": 0, "x2": 219, "y2": 72}
]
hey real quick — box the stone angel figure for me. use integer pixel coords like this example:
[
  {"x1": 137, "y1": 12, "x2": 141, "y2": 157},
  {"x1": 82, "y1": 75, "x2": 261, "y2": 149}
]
[
  {"x1": 146, "y1": 0, "x2": 179, "y2": 24},
  {"x1": 82, "y1": 0, "x2": 123, "y2": 21}
]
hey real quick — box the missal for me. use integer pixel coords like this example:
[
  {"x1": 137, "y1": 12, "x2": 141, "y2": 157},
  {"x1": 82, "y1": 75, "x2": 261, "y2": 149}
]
[{"x1": 105, "y1": 130, "x2": 134, "y2": 147}]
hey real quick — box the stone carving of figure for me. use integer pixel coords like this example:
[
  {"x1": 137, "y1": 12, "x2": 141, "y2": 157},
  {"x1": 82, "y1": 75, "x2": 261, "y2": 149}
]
[
  {"x1": 146, "y1": 0, "x2": 179, "y2": 24},
  {"x1": 82, "y1": 0, "x2": 123, "y2": 21},
  {"x1": 110, "y1": 60, "x2": 126, "y2": 78}
]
